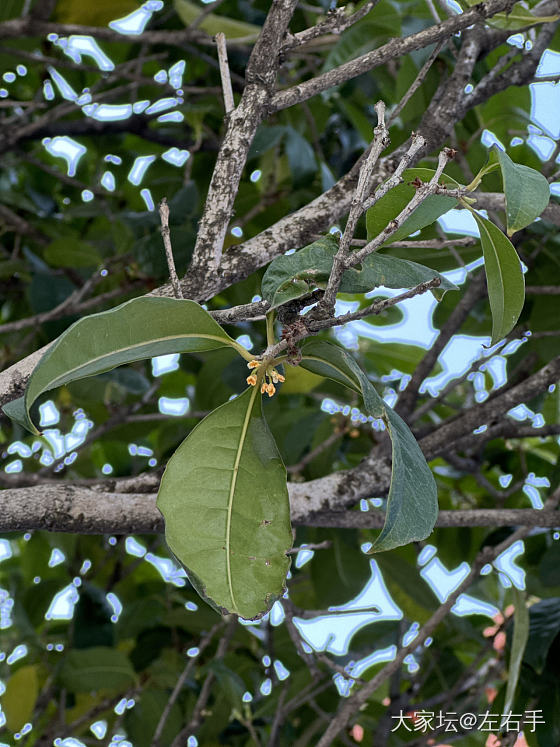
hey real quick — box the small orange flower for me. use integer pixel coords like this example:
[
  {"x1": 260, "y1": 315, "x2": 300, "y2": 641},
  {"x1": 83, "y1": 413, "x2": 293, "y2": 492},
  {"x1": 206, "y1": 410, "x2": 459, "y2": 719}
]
[
  {"x1": 247, "y1": 374, "x2": 258, "y2": 386},
  {"x1": 247, "y1": 360, "x2": 260, "y2": 369}
]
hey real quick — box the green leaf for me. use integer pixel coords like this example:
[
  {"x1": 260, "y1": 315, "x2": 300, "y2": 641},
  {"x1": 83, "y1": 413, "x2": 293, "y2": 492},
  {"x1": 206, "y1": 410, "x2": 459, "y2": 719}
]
[
  {"x1": 261, "y1": 235, "x2": 457, "y2": 309},
  {"x1": 157, "y1": 386, "x2": 292, "y2": 619},
  {"x1": 174, "y1": 0, "x2": 260, "y2": 39},
  {"x1": 208, "y1": 660, "x2": 246, "y2": 712},
  {"x1": 523, "y1": 597, "x2": 560, "y2": 673},
  {"x1": 322, "y1": 1, "x2": 400, "y2": 71},
  {"x1": 59, "y1": 647, "x2": 136, "y2": 692},
  {"x1": 366, "y1": 168, "x2": 461, "y2": 244},
  {"x1": 492, "y1": 146, "x2": 550, "y2": 235},
  {"x1": 503, "y1": 588, "x2": 530, "y2": 716},
  {"x1": 284, "y1": 127, "x2": 318, "y2": 187},
  {"x1": 44, "y1": 238, "x2": 102, "y2": 268},
  {"x1": 2, "y1": 665, "x2": 39, "y2": 732},
  {"x1": 462, "y1": 0, "x2": 559, "y2": 29},
  {"x1": 55, "y1": 0, "x2": 138, "y2": 25},
  {"x1": 125, "y1": 689, "x2": 182, "y2": 747},
  {"x1": 472, "y1": 212, "x2": 525, "y2": 344},
  {"x1": 2, "y1": 297, "x2": 245, "y2": 434},
  {"x1": 299, "y1": 339, "x2": 438, "y2": 552}
]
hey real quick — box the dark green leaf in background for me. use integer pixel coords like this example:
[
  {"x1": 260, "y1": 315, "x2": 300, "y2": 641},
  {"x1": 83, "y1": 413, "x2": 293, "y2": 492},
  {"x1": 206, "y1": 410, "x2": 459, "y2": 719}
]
[{"x1": 59, "y1": 647, "x2": 136, "y2": 692}]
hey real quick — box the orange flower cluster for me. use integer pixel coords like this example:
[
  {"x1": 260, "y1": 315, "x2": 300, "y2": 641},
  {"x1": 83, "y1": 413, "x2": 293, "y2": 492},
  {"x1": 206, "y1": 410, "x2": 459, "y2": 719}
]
[{"x1": 246, "y1": 359, "x2": 285, "y2": 397}]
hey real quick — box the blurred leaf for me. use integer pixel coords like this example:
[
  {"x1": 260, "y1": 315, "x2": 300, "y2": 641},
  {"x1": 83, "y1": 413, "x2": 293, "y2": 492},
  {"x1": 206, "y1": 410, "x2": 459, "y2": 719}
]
[
  {"x1": 73, "y1": 583, "x2": 114, "y2": 649},
  {"x1": 472, "y1": 212, "x2": 525, "y2": 344},
  {"x1": 59, "y1": 647, "x2": 136, "y2": 692},
  {"x1": 323, "y1": 1, "x2": 400, "y2": 71},
  {"x1": 157, "y1": 386, "x2": 292, "y2": 619},
  {"x1": 125, "y1": 689, "x2": 182, "y2": 747},
  {"x1": 524, "y1": 598, "x2": 560, "y2": 673},
  {"x1": 284, "y1": 127, "x2": 318, "y2": 187},
  {"x1": 208, "y1": 660, "x2": 246, "y2": 711},
  {"x1": 1, "y1": 665, "x2": 39, "y2": 732},
  {"x1": 55, "y1": 0, "x2": 139, "y2": 24},
  {"x1": 44, "y1": 239, "x2": 102, "y2": 268},
  {"x1": 310, "y1": 529, "x2": 372, "y2": 606},
  {"x1": 174, "y1": 0, "x2": 260, "y2": 39},
  {"x1": 463, "y1": 0, "x2": 559, "y2": 29},
  {"x1": 540, "y1": 543, "x2": 560, "y2": 587}
]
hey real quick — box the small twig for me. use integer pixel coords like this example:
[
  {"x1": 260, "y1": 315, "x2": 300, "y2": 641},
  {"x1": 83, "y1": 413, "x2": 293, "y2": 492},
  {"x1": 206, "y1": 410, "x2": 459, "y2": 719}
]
[
  {"x1": 286, "y1": 540, "x2": 332, "y2": 554},
  {"x1": 151, "y1": 622, "x2": 223, "y2": 747},
  {"x1": 309, "y1": 278, "x2": 441, "y2": 332},
  {"x1": 387, "y1": 39, "x2": 446, "y2": 126},
  {"x1": 320, "y1": 101, "x2": 389, "y2": 311},
  {"x1": 158, "y1": 198, "x2": 183, "y2": 300},
  {"x1": 215, "y1": 32, "x2": 235, "y2": 115},
  {"x1": 287, "y1": 428, "x2": 345, "y2": 473}
]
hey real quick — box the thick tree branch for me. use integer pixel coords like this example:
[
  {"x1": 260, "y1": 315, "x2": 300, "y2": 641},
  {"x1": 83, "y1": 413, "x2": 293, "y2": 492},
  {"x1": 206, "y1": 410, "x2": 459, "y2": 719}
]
[
  {"x1": 189, "y1": 0, "x2": 298, "y2": 271},
  {"x1": 2, "y1": 486, "x2": 559, "y2": 535}
]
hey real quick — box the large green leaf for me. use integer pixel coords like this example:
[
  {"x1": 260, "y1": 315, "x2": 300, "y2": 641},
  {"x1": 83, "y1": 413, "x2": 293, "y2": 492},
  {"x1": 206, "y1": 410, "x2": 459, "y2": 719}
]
[
  {"x1": 261, "y1": 235, "x2": 457, "y2": 309},
  {"x1": 59, "y1": 647, "x2": 136, "y2": 692},
  {"x1": 174, "y1": 0, "x2": 260, "y2": 39},
  {"x1": 157, "y1": 386, "x2": 292, "y2": 619},
  {"x1": 2, "y1": 297, "x2": 245, "y2": 434},
  {"x1": 299, "y1": 339, "x2": 438, "y2": 552},
  {"x1": 366, "y1": 168, "x2": 461, "y2": 244},
  {"x1": 503, "y1": 588, "x2": 530, "y2": 716},
  {"x1": 492, "y1": 146, "x2": 550, "y2": 236},
  {"x1": 2, "y1": 665, "x2": 39, "y2": 732},
  {"x1": 472, "y1": 212, "x2": 525, "y2": 344}
]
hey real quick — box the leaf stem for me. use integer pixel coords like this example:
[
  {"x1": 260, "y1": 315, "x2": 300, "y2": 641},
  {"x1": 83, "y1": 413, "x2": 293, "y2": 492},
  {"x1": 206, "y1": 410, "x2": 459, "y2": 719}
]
[{"x1": 266, "y1": 310, "x2": 276, "y2": 348}]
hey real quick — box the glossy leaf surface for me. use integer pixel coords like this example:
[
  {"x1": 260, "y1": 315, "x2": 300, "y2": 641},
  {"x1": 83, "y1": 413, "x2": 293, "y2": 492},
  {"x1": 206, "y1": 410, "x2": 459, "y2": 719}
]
[
  {"x1": 492, "y1": 146, "x2": 550, "y2": 235},
  {"x1": 366, "y1": 168, "x2": 460, "y2": 244},
  {"x1": 2, "y1": 297, "x2": 243, "y2": 433},
  {"x1": 299, "y1": 339, "x2": 438, "y2": 552},
  {"x1": 157, "y1": 386, "x2": 292, "y2": 619},
  {"x1": 261, "y1": 235, "x2": 457, "y2": 309},
  {"x1": 473, "y1": 212, "x2": 525, "y2": 344}
]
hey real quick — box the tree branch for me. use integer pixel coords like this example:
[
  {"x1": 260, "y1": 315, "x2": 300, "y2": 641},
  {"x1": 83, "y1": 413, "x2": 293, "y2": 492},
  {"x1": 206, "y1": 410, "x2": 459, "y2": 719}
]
[
  {"x1": 1, "y1": 485, "x2": 559, "y2": 535},
  {"x1": 270, "y1": 0, "x2": 515, "y2": 111}
]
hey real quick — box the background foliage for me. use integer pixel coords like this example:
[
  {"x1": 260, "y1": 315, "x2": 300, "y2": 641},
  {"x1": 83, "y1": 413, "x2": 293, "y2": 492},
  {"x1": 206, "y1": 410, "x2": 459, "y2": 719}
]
[{"x1": 0, "y1": 0, "x2": 560, "y2": 745}]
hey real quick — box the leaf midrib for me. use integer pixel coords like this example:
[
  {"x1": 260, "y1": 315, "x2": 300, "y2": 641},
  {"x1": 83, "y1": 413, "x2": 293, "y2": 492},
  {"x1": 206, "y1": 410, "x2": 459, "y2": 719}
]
[
  {"x1": 478, "y1": 217, "x2": 506, "y2": 332},
  {"x1": 301, "y1": 355, "x2": 360, "y2": 392},
  {"x1": 30, "y1": 333, "x2": 235, "y2": 400},
  {"x1": 226, "y1": 386, "x2": 259, "y2": 615}
]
